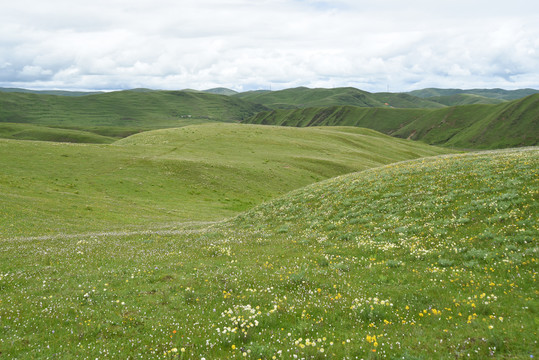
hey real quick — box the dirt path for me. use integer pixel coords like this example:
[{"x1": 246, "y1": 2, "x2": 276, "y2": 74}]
[{"x1": 2, "y1": 221, "x2": 220, "y2": 242}]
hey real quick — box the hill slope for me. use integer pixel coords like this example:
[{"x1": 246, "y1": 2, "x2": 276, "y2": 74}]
[
  {"x1": 1, "y1": 148, "x2": 536, "y2": 358},
  {"x1": 246, "y1": 94, "x2": 539, "y2": 149},
  {"x1": 0, "y1": 90, "x2": 268, "y2": 141},
  {"x1": 234, "y1": 86, "x2": 443, "y2": 109},
  {"x1": 0, "y1": 87, "x2": 102, "y2": 96},
  {"x1": 0, "y1": 122, "x2": 117, "y2": 143},
  {"x1": 407, "y1": 87, "x2": 539, "y2": 100},
  {"x1": 426, "y1": 93, "x2": 505, "y2": 106},
  {"x1": 0, "y1": 123, "x2": 451, "y2": 238}
]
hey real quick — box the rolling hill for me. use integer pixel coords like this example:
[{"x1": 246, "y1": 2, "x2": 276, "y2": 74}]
[
  {"x1": 2, "y1": 86, "x2": 537, "y2": 147},
  {"x1": 407, "y1": 87, "x2": 539, "y2": 100},
  {"x1": 0, "y1": 86, "x2": 102, "y2": 96},
  {"x1": 0, "y1": 122, "x2": 117, "y2": 143},
  {"x1": 202, "y1": 87, "x2": 239, "y2": 96},
  {"x1": 233, "y1": 86, "x2": 444, "y2": 109},
  {"x1": 1, "y1": 147, "x2": 536, "y2": 358},
  {"x1": 426, "y1": 94, "x2": 505, "y2": 106},
  {"x1": 0, "y1": 123, "x2": 451, "y2": 238},
  {"x1": 0, "y1": 89, "x2": 268, "y2": 140},
  {"x1": 246, "y1": 94, "x2": 539, "y2": 149}
]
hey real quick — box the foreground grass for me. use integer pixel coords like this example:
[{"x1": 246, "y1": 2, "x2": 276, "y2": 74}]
[
  {"x1": 1, "y1": 148, "x2": 537, "y2": 359},
  {"x1": 0, "y1": 124, "x2": 450, "y2": 238}
]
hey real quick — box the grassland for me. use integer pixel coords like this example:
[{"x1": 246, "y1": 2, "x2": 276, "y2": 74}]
[
  {"x1": 0, "y1": 90, "x2": 268, "y2": 141},
  {"x1": 425, "y1": 94, "x2": 505, "y2": 106},
  {"x1": 0, "y1": 123, "x2": 117, "y2": 143},
  {"x1": 0, "y1": 123, "x2": 450, "y2": 239},
  {"x1": 406, "y1": 88, "x2": 539, "y2": 101},
  {"x1": 1, "y1": 147, "x2": 536, "y2": 359},
  {"x1": 247, "y1": 94, "x2": 539, "y2": 149},
  {"x1": 1, "y1": 87, "x2": 537, "y2": 150},
  {"x1": 233, "y1": 87, "x2": 443, "y2": 109},
  {"x1": 1, "y1": 85, "x2": 537, "y2": 359}
]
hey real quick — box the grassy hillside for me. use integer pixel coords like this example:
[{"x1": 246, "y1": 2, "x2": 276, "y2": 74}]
[
  {"x1": 427, "y1": 94, "x2": 505, "y2": 106},
  {"x1": 1, "y1": 147, "x2": 536, "y2": 359},
  {"x1": 394, "y1": 94, "x2": 539, "y2": 149},
  {"x1": 0, "y1": 123, "x2": 450, "y2": 238},
  {"x1": 247, "y1": 94, "x2": 539, "y2": 149},
  {"x1": 0, "y1": 123, "x2": 116, "y2": 143},
  {"x1": 0, "y1": 90, "x2": 267, "y2": 141},
  {"x1": 0, "y1": 87, "x2": 102, "y2": 96},
  {"x1": 233, "y1": 87, "x2": 443, "y2": 109},
  {"x1": 203, "y1": 87, "x2": 239, "y2": 96},
  {"x1": 407, "y1": 88, "x2": 539, "y2": 101}
]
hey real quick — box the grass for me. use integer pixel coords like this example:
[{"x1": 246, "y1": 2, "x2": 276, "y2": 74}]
[
  {"x1": 424, "y1": 94, "x2": 504, "y2": 106},
  {"x1": 0, "y1": 147, "x2": 536, "y2": 359},
  {"x1": 233, "y1": 87, "x2": 443, "y2": 109},
  {"x1": 247, "y1": 94, "x2": 539, "y2": 149},
  {"x1": 0, "y1": 123, "x2": 116, "y2": 143},
  {"x1": 1, "y1": 87, "x2": 536, "y2": 149},
  {"x1": 0, "y1": 123, "x2": 450, "y2": 238},
  {"x1": 407, "y1": 88, "x2": 539, "y2": 101},
  {"x1": 0, "y1": 90, "x2": 268, "y2": 141}
]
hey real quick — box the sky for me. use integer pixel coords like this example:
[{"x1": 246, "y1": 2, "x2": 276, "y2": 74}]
[{"x1": 1, "y1": 0, "x2": 538, "y2": 92}]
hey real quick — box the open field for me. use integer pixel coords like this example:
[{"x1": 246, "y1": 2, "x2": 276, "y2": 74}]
[
  {"x1": 1, "y1": 147, "x2": 537, "y2": 359},
  {"x1": 0, "y1": 85, "x2": 537, "y2": 358},
  {"x1": 0, "y1": 123, "x2": 451, "y2": 238}
]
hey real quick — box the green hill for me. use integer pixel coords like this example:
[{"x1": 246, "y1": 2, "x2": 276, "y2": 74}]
[
  {"x1": 234, "y1": 87, "x2": 443, "y2": 109},
  {"x1": 0, "y1": 90, "x2": 268, "y2": 141},
  {"x1": 427, "y1": 94, "x2": 505, "y2": 106},
  {"x1": 407, "y1": 87, "x2": 539, "y2": 101},
  {"x1": 393, "y1": 94, "x2": 539, "y2": 148},
  {"x1": 246, "y1": 94, "x2": 539, "y2": 149},
  {"x1": 0, "y1": 123, "x2": 117, "y2": 143},
  {"x1": 1, "y1": 147, "x2": 536, "y2": 358},
  {"x1": 0, "y1": 86, "x2": 102, "y2": 96},
  {"x1": 0, "y1": 123, "x2": 451, "y2": 238},
  {"x1": 203, "y1": 87, "x2": 238, "y2": 96}
]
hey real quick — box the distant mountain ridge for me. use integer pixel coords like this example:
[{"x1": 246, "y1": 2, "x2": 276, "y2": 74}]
[
  {"x1": 0, "y1": 89, "x2": 268, "y2": 142},
  {"x1": 232, "y1": 86, "x2": 445, "y2": 109},
  {"x1": 232, "y1": 86, "x2": 539, "y2": 109},
  {"x1": 1, "y1": 86, "x2": 537, "y2": 149},
  {"x1": 406, "y1": 87, "x2": 539, "y2": 100},
  {"x1": 0, "y1": 87, "x2": 103, "y2": 96},
  {"x1": 2, "y1": 85, "x2": 537, "y2": 105}
]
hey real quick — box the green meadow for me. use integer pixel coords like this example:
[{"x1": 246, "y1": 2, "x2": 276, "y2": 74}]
[
  {"x1": 0, "y1": 147, "x2": 537, "y2": 359},
  {"x1": 0, "y1": 123, "x2": 449, "y2": 238},
  {"x1": 0, "y1": 87, "x2": 538, "y2": 359}
]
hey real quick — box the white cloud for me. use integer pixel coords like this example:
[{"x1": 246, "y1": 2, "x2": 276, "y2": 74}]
[{"x1": 0, "y1": 0, "x2": 538, "y2": 91}]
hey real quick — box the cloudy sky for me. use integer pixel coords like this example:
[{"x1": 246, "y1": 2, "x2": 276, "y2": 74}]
[{"x1": 1, "y1": 0, "x2": 538, "y2": 92}]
